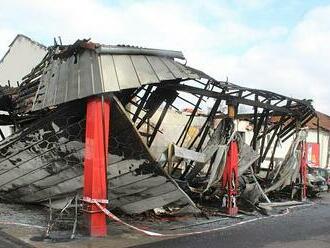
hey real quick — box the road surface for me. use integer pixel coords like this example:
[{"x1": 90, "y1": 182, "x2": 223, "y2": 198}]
[
  {"x1": 0, "y1": 230, "x2": 34, "y2": 248},
  {"x1": 135, "y1": 194, "x2": 330, "y2": 248},
  {"x1": 1, "y1": 194, "x2": 329, "y2": 247}
]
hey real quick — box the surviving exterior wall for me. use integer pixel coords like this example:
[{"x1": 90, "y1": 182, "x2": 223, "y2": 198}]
[
  {"x1": 0, "y1": 35, "x2": 47, "y2": 86},
  {"x1": 0, "y1": 35, "x2": 47, "y2": 138}
]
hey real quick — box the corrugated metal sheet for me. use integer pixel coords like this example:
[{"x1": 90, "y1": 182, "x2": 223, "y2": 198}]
[
  {"x1": 96, "y1": 45, "x2": 185, "y2": 59},
  {"x1": 32, "y1": 50, "x2": 200, "y2": 111}
]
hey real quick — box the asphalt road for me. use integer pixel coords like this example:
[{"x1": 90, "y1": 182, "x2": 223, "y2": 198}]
[
  {"x1": 0, "y1": 230, "x2": 34, "y2": 248},
  {"x1": 135, "y1": 195, "x2": 330, "y2": 248},
  {"x1": 1, "y1": 195, "x2": 329, "y2": 248}
]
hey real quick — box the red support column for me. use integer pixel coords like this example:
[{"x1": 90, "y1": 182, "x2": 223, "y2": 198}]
[
  {"x1": 222, "y1": 140, "x2": 239, "y2": 215},
  {"x1": 83, "y1": 97, "x2": 110, "y2": 237},
  {"x1": 300, "y1": 141, "x2": 307, "y2": 201}
]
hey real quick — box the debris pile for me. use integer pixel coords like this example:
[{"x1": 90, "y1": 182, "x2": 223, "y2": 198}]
[{"x1": 0, "y1": 38, "x2": 316, "y2": 220}]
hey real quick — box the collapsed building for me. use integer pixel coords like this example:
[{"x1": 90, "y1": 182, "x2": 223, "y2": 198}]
[{"x1": 0, "y1": 38, "x2": 316, "y2": 219}]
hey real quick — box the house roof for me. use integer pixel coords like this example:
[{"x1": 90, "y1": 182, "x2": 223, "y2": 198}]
[
  {"x1": 0, "y1": 34, "x2": 47, "y2": 64},
  {"x1": 306, "y1": 111, "x2": 330, "y2": 132}
]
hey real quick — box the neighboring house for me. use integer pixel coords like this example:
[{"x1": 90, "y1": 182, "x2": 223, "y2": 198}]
[
  {"x1": 237, "y1": 111, "x2": 330, "y2": 169},
  {"x1": 305, "y1": 111, "x2": 330, "y2": 168},
  {"x1": 274, "y1": 111, "x2": 330, "y2": 168},
  {"x1": 140, "y1": 106, "x2": 330, "y2": 170},
  {"x1": 0, "y1": 34, "x2": 47, "y2": 137},
  {"x1": 0, "y1": 34, "x2": 47, "y2": 86}
]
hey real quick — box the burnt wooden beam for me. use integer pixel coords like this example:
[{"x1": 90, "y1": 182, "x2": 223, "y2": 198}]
[
  {"x1": 256, "y1": 102, "x2": 293, "y2": 140},
  {"x1": 251, "y1": 95, "x2": 259, "y2": 150},
  {"x1": 0, "y1": 128, "x2": 5, "y2": 140},
  {"x1": 279, "y1": 110, "x2": 313, "y2": 138},
  {"x1": 272, "y1": 99, "x2": 285, "y2": 107},
  {"x1": 252, "y1": 112, "x2": 266, "y2": 171},
  {"x1": 176, "y1": 82, "x2": 210, "y2": 146},
  {"x1": 132, "y1": 85, "x2": 152, "y2": 123},
  {"x1": 258, "y1": 107, "x2": 270, "y2": 168},
  {"x1": 179, "y1": 98, "x2": 222, "y2": 179},
  {"x1": 193, "y1": 79, "x2": 208, "y2": 86},
  {"x1": 227, "y1": 90, "x2": 242, "y2": 95},
  {"x1": 125, "y1": 107, "x2": 163, "y2": 134},
  {"x1": 261, "y1": 121, "x2": 281, "y2": 163},
  {"x1": 266, "y1": 127, "x2": 282, "y2": 182},
  {"x1": 193, "y1": 98, "x2": 222, "y2": 151},
  {"x1": 171, "y1": 84, "x2": 294, "y2": 114},
  {"x1": 136, "y1": 87, "x2": 173, "y2": 129},
  {"x1": 213, "y1": 80, "x2": 313, "y2": 109},
  {"x1": 176, "y1": 95, "x2": 201, "y2": 110},
  {"x1": 147, "y1": 100, "x2": 172, "y2": 147},
  {"x1": 282, "y1": 113, "x2": 315, "y2": 142},
  {"x1": 242, "y1": 92, "x2": 254, "y2": 99}
]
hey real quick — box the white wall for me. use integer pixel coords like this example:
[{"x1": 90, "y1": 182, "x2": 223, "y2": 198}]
[
  {"x1": 307, "y1": 130, "x2": 330, "y2": 167},
  {"x1": 0, "y1": 35, "x2": 47, "y2": 86},
  {"x1": 238, "y1": 121, "x2": 330, "y2": 169},
  {"x1": 0, "y1": 35, "x2": 47, "y2": 138}
]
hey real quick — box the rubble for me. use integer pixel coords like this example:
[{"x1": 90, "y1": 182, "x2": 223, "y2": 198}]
[{"x1": 0, "y1": 38, "x2": 316, "y2": 219}]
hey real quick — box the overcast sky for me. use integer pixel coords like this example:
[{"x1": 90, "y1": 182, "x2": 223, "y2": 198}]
[{"x1": 0, "y1": 0, "x2": 329, "y2": 114}]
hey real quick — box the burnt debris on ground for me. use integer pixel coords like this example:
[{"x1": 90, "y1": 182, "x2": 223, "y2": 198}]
[{"x1": 0, "y1": 38, "x2": 319, "y2": 239}]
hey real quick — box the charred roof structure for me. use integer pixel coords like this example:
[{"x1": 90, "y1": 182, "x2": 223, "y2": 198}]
[{"x1": 0, "y1": 39, "x2": 316, "y2": 215}]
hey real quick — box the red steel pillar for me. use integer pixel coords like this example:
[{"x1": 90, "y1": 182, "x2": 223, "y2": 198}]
[
  {"x1": 83, "y1": 97, "x2": 110, "y2": 237},
  {"x1": 300, "y1": 141, "x2": 307, "y2": 201},
  {"x1": 221, "y1": 103, "x2": 238, "y2": 215},
  {"x1": 222, "y1": 140, "x2": 239, "y2": 215}
]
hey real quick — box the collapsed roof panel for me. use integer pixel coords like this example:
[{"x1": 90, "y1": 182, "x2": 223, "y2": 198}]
[
  {"x1": 0, "y1": 38, "x2": 318, "y2": 214},
  {"x1": 30, "y1": 44, "x2": 200, "y2": 112},
  {"x1": 0, "y1": 97, "x2": 197, "y2": 214}
]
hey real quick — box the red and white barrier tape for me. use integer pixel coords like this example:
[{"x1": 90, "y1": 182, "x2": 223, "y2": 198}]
[
  {"x1": 0, "y1": 221, "x2": 45, "y2": 229},
  {"x1": 0, "y1": 200, "x2": 312, "y2": 235},
  {"x1": 83, "y1": 196, "x2": 109, "y2": 204},
  {"x1": 94, "y1": 201, "x2": 313, "y2": 237}
]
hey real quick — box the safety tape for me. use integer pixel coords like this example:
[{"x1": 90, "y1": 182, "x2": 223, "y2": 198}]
[
  {"x1": 94, "y1": 200, "x2": 314, "y2": 237},
  {"x1": 82, "y1": 196, "x2": 109, "y2": 204},
  {"x1": 0, "y1": 202, "x2": 314, "y2": 236},
  {"x1": 0, "y1": 221, "x2": 45, "y2": 229}
]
